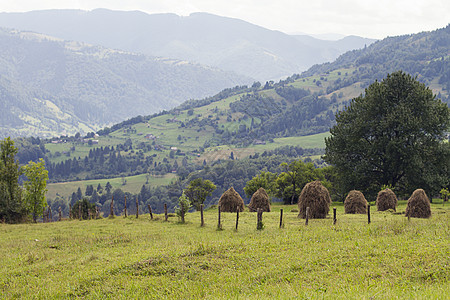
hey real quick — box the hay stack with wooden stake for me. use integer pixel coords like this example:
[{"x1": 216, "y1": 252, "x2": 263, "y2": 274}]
[
  {"x1": 297, "y1": 181, "x2": 331, "y2": 219},
  {"x1": 219, "y1": 187, "x2": 245, "y2": 212},
  {"x1": 405, "y1": 189, "x2": 431, "y2": 218},
  {"x1": 376, "y1": 188, "x2": 397, "y2": 211},
  {"x1": 344, "y1": 190, "x2": 368, "y2": 214},
  {"x1": 248, "y1": 188, "x2": 271, "y2": 212}
]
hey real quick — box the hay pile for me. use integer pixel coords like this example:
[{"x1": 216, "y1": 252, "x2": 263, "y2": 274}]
[
  {"x1": 218, "y1": 187, "x2": 245, "y2": 212},
  {"x1": 248, "y1": 188, "x2": 271, "y2": 212},
  {"x1": 405, "y1": 189, "x2": 431, "y2": 218},
  {"x1": 297, "y1": 181, "x2": 331, "y2": 219},
  {"x1": 344, "y1": 190, "x2": 368, "y2": 214},
  {"x1": 376, "y1": 188, "x2": 397, "y2": 211}
]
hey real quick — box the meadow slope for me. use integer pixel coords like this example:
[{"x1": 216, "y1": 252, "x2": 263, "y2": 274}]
[{"x1": 0, "y1": 201, "x2": 448, "y2": 299}]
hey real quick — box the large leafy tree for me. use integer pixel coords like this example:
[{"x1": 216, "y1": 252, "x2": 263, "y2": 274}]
[
  {"x1": 324, "y1": 71, "x2": 450, "y2": 198},
  {"x1": 23, "y1": 158, "x2": 49, "y2": 223},
  {"x1": 0, "y1": 137, "x2": 25, "y2": 223},
  {"x1": 275, "y1": 160, "x2": 325, "y2": 204},
  {"x1": 184, "y1": 178, "x2": 216, "y2": 211},
  {"x1": 243, "y1": 171, "x2": 278, "y2": 199}
]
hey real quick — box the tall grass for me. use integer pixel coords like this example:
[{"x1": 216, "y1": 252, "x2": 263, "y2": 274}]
[{"x1": 0, "y1": 202, "x2": 448, "y2": 299}]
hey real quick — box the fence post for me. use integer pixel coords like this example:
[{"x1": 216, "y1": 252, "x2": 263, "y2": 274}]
[
  {"x1": 164, "y1": 203, "x2": 168, "y2": 221},
  {"x1": 79, "y1": 204, "x2": 82, "y2": 220},
  {"x1": 43, "y1": 207, "x2": 46, "y2": 223},
  {"x1": 58, "y1": 206, "x2": 62, "y2": 221},
  {"x1": 235, "y1": 207, "x2": 239, "y2": 231},
  {"x1": 136, "y1": 196, "x2": 139, "y2": 219},
  {"x1": 257, "y1": 208, "x2": 263, "y2": 230},
  {"x1": 200, "y1": 204, "x2": 204, "y2": 227},
  {"x1": 124, "y1": 195, "x2": 127, "y2": 217},
  {"x1": 367, "y1": 204, "x2": 371, "y2": 224},
  {"x1": 69, "y1": 204, "x2": 72, "y2": 219},
  {"x1": 305, "y1": 207, "x2": 310, "y2": 226},
  {"x1": 279, "y1": 209, "x2": 284, "y2": 228},
  {"x1": 48, "y1": 207, "x2": 52, "y2": 222},
  {"x1": 333, "y1": 207, "x2": 337, "y2": 225},
  {"x1": 217, "y1": 206, "x2": 222, "y2": 230},
  {"x1": 110, "y1": 196, "x2": 114, "y2": 217},
  {"x1": 148, "y1": 204, "x2": 153, "y2": 220}
]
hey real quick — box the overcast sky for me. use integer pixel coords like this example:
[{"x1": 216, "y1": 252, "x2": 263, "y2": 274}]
[{"x1": 1, "y1": 0, "x2": 449, "y2": 39}]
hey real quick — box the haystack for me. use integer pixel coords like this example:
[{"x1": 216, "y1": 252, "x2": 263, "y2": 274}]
[
  {"x1": 376, "y1": 188, "x2": 397, "y2": 211},
  {"x1": 297, "y1": 181, "x2": 331, "y2": 219},
  {"x1": 218, "y1": 187, "x2": 245, "y2": 212},
  {"x1": 248, "y1": 188, "x2": 271, "y2": 212},
  {"x1": 344, "y1": 190, "x2": 368, "y2": 214},
  {"x1": 405, "y1": 189, "x2": 431, "y2": 218}
]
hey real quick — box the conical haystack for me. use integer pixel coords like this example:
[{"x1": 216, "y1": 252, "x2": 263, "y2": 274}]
[
  {"x1": 344, "y1": 190, "x2": 368, "y2": 214},
  {"x1": 218, "y1": 187, "x2": 245, "y2": 212},
  {"x1": 248, "y1": 188, "x2": 271, "y2": 212},
  {"x1": 405, "y1": 189, "x2": 431, "y2": 218},
  {"x1": 376, "y1": 188, "x2": 397, "y2": 211},
  {"x1": 297, "y1": 181, "x2": 331, "y2": 219}
]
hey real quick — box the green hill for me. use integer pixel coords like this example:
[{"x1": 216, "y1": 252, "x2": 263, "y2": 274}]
[
  {"x1": 0, "y1": 28, "x2": 250, "y2": 138},
  {"x1": 12, "y1": 25, "x2": 450, "y2": 214}
]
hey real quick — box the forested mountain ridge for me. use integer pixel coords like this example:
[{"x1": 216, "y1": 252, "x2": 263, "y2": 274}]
[
  {"x1": 302, "y1": 24, "x2": 450, "y2": 104},
  {"x1": 0, "y1": 9, "x2": 376, "y2": 81},
  {"x1": 0, "y1": 28, "x2": 250, "y2": 138}
]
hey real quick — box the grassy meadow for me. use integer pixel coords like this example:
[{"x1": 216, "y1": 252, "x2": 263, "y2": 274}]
[
  {"x1": 1, "y1": 201, "x2": 448, "y2": 299},
  {"x1": 46, "y1": 173, "x2": 177, "y2": 199}
]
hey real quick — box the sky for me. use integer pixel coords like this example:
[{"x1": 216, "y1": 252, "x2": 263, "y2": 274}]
[{"x1": 0, "y1": 0, "x2": 449, "y2": 39}]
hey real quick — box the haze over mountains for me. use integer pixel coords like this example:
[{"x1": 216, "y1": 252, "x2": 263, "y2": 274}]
[
  {"x1": 0, "y1": 28, "x2": 249, "y2": 138},
  {"x1": 0, "y1": 9, "x2": 376, "y2": 81}
]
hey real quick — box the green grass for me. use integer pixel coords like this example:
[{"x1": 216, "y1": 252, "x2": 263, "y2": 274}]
[
  {"x1": 47, "y1": 173, "x2": 176, "y2": 199},
  {"x1": 199, "y1": 132, "x2": 330, "y2": 162},
  {"x1": 1, "y1": 201, "x2": 448, "y2": 299}
]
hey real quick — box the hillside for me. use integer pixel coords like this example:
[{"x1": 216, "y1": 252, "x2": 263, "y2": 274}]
[
  {"x1": 0, "y1": 28, "x2": 250, "y2": 138},
  {"x1": 37, "y1": 25, "x2": 450, "y2": 186},
  {"x1": 0, "y1": 9, "x2": 376, "y2": 81},
  {"x1": 302, "y1": 25, "x2": 450, "y2": 104}
]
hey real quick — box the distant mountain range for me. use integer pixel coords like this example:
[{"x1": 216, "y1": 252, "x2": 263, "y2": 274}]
[
  {"x1": 0, "y1": 9, "x2": 376, "y2": 81},
  {"x1": 0, "y1": 28, "x2": 250, "y2": 138}
]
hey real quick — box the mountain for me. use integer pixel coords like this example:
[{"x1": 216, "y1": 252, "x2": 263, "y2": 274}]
[
  {"x1": 301, "y1": 25, "x2": 450, "y2": 104},
  {"x1": 0, "y1": 9, "x2": 376, "y2": 81},
  {"x1": 0, "y1": 28, "x2": 250, "y2": 138}
]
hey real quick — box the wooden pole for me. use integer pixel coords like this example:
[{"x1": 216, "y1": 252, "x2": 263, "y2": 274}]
[
  {"x1": 148, "y1": 204, "x2": 153, "y2": 220},
  {"x1": 305, "y1": 207, "x2": 310, "y2": 226},
  {"x1": 110, "y1": 195, "x2": 114, "y2": 217},
  {"x1": 96, "y1": 206, "x2": 99, "y2": 219},
  {"x1": 200, "y1": 204, "x2": 204, "y2": 227},
  {"x1": 48, "y1": 207, "x2": 52, "y2": 222},
  {"x1": 217, "y1": 206, "x2": 222, "y2": 230},
  {"x1": 164, "y1": 203, "x2": 168, "y2": 221},
  {"x1": 135, "y1": 196, "x2": 139, "y2": 219},
  {"x1": 333, "y1": 207, "x2": 337, "y2": 225},
  {"x1": 79, "y1": 203, "x2": 82, "y2": 220},
  {"x1": 58, "y1": 206, "x2": 62, "y2": 221},
  {"x1": 367, "y1": 204, "x2": 371, "y2": 224},
  {"x1": 279, "y1": 209, "x2": 283, "y2": 228},
  {"x1": 43, "y1": 207, "x2": 46, "y2": 223},
  {"x1": 235, "y1": 207, "x2": 239, "y2": 231},
  {"x1": 69, "y1": 204, "x2": 72, "y2": 219},
  {"x1": 257, "y1": 208, "x2": 263, "y2": 230},
  {"x1": 124, "y1": 195, "x2": 127, "y2": 217}
]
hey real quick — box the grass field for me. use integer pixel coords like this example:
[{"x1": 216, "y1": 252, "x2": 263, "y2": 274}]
[
  {"x1": 46, "y1": 173, "x2": 177, "y2": 199},
  {"x1": 1, "y1": 201, "x2": 448, "y2": 299},
  {"x1": 199, "y1": 132, "x2": 330, "y2": 163}
]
